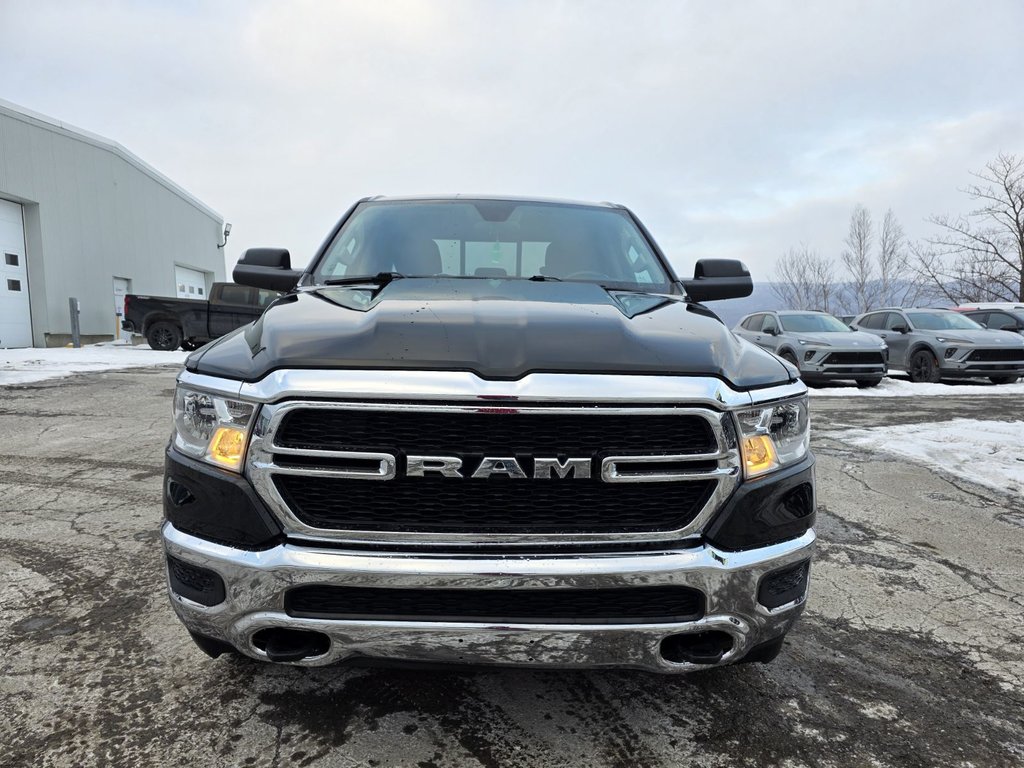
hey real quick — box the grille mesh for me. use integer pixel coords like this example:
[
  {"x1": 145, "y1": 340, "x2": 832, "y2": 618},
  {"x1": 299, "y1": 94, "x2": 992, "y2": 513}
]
[
  {"x1": 967, "y1": 349, "x2": 1024, "y2": 362},
  {"x1": 275, "y1": 408, "x2": 716, "y2": 456},
  {"x1": 822, "y1": 351, "x2": 885, "y2": 364},
  {"x1": 270, "y1": 406, "x2": 723, "y2": 536},
  {"x1": 274, "y1": 474, "x2": 716, "y2": 533},
  {"x1": 286, "y1": 584, "x2": 705, "y2": 623}
]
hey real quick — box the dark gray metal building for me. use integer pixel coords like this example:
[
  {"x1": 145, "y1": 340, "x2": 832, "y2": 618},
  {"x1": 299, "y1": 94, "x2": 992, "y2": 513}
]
[{"x1": 0, "y1": 99, "x2": 226, "y2": 347}]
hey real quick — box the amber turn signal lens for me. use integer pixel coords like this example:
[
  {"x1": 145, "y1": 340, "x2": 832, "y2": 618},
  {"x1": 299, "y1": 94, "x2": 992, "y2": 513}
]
[
  {"x1": 208, "y1": 426, "x2": 247, "y2": 468},
  {"x1": 742, "y1": 435, "x2": 777, "y2": 476}
]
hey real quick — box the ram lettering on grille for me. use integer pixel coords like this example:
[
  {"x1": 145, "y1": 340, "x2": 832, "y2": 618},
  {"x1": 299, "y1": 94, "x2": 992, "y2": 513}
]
[{"x1": 249, "y1": 403, "x2": 741, "y2": 540}]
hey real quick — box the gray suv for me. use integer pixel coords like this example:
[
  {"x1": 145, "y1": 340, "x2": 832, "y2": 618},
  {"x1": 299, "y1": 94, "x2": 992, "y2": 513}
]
[
  {"x1": 955, "y1": 307, "x2": 1024, "y2": 338},
  {"x1": 734, "y1": 310, "x2": 888, "y2": 387},
  {"x1": 852, "y1": 308, "x2": 1024, "y2": 383}
]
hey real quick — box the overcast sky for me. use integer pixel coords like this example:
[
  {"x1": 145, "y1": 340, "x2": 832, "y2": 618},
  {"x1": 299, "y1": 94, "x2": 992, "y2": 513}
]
[{"x1": 2, "y1": 1, "x2": 1022, "y2": 282}]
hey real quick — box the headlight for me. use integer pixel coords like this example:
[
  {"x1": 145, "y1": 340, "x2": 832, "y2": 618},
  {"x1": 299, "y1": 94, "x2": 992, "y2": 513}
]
[
  {"x1": 173, "y1": 386, "x2": 257, "y2": 471},
  {"x1": 797, "y1": 340, "x2": 827, "y2": 346},
  {"x1": 935, "y1": 337, "x2": 970, "y2": 344},
  {"x1": 735, "y1": 398, "x2": 810, "y2": 479}
]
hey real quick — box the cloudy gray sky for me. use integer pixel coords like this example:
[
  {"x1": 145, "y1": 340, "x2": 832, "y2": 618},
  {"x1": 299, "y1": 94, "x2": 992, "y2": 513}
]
[{"x1": 2, "y1": 0, "x2": 1022, "y2": 282}]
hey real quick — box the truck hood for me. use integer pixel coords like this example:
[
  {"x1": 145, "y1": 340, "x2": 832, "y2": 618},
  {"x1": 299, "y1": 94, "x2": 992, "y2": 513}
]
[
  {"x1": 789, "y1": 331, "x2": 886, "y2": 348},
  {"x1": 187, "y1": 278, "x2": 793, "y2": 388}
]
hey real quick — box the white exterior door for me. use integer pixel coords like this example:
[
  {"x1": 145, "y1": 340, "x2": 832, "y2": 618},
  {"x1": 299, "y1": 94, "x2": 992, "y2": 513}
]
[
  {"x1": 174, "y1": 266, "x2": 208, "y2": 300},
  {"x1": 113, "y1": 277, "x2": 131, "y2": 340},
  {"x1": 0, "y1": 199, "x2": 31, "y2": 348}
]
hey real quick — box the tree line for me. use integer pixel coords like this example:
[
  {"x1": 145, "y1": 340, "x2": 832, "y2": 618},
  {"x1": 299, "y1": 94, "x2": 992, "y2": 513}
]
[{"x1": 772, "y1": 153, "x2": 1024, "y2": 315}]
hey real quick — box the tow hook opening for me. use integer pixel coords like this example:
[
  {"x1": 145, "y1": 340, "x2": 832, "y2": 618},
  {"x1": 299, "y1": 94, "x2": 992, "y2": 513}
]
[
  {"x1": 660, "y1": 630, "x2": 734, "y2": 665},
  {"x1": 252, "y1": 628, "x2": 330, "y2": 662}
]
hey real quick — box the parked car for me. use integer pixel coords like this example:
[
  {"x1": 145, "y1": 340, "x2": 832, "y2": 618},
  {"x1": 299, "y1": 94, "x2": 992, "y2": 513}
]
[
  {"x1": 952, "y1": 306, "x2": 1024, "y2": 337},
  {"x1": 852, "y1": 307, "x2": 1024, "y2": 383},
  {"x1": 122, "y1": 283, "x2": 281, "y2": 351},
  {"x1": 733, "y1": 310, "x2": 887, "y2": 387}
]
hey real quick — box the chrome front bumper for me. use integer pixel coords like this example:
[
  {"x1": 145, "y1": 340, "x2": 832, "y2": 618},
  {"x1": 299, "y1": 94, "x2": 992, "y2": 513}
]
[{"x1": 163, "y1": 524, "x2": 815, "y2": 673}]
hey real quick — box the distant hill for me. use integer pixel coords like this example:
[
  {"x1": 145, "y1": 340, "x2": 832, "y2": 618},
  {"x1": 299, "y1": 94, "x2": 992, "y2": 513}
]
[{"x1": 703, "y1": 283, "x2": 785, "y2": 327}]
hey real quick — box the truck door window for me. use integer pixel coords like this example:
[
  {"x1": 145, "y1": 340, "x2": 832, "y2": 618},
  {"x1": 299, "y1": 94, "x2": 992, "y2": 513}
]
[{"x1": 218, "y1": 285, "x2": 252, "y2": 305}]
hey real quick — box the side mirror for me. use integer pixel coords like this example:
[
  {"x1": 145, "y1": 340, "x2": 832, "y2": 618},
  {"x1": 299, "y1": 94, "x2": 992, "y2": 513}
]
[
  {"x1": 681, "y1": 259, "x2": 753, "y2": 302},
  {"x1": 233, "y1": 248, "x2": 302, "y2": 292},
  {"x1": 892, "y1": 324, "x2": 909, "y2": 334},
  {"x1": 764, "y1": 326, "x2": 779, "y2": 336}
]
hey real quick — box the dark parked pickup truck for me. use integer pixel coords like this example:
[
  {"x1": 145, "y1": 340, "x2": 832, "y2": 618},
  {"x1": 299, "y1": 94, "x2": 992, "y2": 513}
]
[
  {"x1": 163, "y1": 195, "x2": 815, "y2": 673},
  {"x1": 122, "y1": 283, "x2": 280, "y2": 351}
]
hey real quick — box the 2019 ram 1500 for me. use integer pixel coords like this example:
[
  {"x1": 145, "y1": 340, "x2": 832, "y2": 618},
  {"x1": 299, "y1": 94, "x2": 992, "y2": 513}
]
[{"x1": 162, "y1": 196, "x2": 815, "y2": 672}]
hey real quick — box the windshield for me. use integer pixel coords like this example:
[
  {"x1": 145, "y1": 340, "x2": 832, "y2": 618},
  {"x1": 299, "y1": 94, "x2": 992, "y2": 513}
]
[
  {"x1": 907, "y1": 311, "x2": 984, "y2": 331},
  {"x1": 779, "y1": 314, "x2": 851, "y2": 332},
  {"x1": 312, "y1": 200, "x2": 672, "y2": 289}
]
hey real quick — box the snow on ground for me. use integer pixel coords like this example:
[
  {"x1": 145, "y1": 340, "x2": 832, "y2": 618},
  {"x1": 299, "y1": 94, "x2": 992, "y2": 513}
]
[
  {"x1": 836, "y1": 419, "x2": 1024, "y2": 498},
  {"x1": 0, "y1": 342, "x2": 187, "y2": 386},
  {"x1": 809, "y1": 375, "x2": 1024, "y2": 397}
]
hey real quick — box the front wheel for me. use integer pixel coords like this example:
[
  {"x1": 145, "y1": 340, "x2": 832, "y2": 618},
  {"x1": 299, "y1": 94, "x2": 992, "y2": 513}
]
[
  {"x1": 989, "y1": 375, "x2": 1020, "y2": 385},
  {"x1": 146, "y1": 321, "x2": 183, "y2": 351},
  {"x1": 908, "y1": 350, "x2": 941, "y2": 383},
  {"x1": 856, "y1": 377, "x2": 883, "y2": 388}
]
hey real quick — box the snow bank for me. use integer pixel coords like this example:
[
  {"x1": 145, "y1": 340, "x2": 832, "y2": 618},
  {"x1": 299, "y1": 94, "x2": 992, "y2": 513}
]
[
  {"x1": 836, "y1": 419, "x2": 1024, "y2": 497},
  {"x1": 0, "y1": 342, "x2": 187, "y2": 386},
  {"x1": 809, "y1": 375, "x2": 1024, "y2": 397}
]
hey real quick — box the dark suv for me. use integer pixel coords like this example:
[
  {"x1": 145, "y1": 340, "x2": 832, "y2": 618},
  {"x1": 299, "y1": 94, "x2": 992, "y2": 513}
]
[{"x1": 853, "y1": 307, "x2": 1024, "y2": 383}]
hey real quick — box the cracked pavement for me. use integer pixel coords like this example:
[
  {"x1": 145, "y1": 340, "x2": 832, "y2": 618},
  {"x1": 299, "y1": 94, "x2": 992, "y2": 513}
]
[{"x1": 1, "y1": 369, "x2": 1023, "y2": 766}]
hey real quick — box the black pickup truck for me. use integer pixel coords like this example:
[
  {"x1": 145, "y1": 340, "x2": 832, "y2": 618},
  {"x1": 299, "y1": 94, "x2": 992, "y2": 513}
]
[
  {"x1": 162, "y1": 195, "x2": 816, "y2": 673},
  {"x1": 122, "y1": 283, "x2": 280, "y2": 351}
]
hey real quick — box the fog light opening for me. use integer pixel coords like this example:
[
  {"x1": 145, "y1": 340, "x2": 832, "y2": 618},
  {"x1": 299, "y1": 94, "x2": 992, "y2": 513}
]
[
  {"x1": 758, "y1": 560, "x2": 811, "y2": 611},
  {"x1": 659, "y1": 630, "x2": 734, "y2": 665}
]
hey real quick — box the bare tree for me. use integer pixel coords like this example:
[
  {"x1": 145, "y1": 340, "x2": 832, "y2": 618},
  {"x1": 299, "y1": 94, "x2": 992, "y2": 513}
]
[
  {"x1": 915, "y1": 153, "x2": 1024, "y2": 303},
  {"x1": 876, "y1": 208, "x2": 927, "y2": 307},
  {"x1": 772, "y1": 245, "x2": 838, "y2": 312},
  {"x1": 840, "y1": 205, "x2": 875, "y2": 313}
]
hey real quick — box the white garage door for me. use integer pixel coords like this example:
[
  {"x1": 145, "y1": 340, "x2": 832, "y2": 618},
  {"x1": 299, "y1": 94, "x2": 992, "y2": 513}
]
[
  {"x1": 0, "y1": 199, "x2": 31, "y2": 348},
  {"x1": 174, "y1": 266, "x2": 208, "y2": 300}
]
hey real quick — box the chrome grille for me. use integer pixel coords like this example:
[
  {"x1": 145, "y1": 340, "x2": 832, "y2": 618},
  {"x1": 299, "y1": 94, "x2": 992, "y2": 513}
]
[{"x1": 247, "y1": 402, "x2": 741, "y2": 548}]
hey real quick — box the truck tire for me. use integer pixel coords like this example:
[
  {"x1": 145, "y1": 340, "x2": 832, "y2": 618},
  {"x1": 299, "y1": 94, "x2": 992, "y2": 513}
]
[
  {"x1": 147, "y1": 321, "x2": 183, "y2": 351},
  {"x1": 989, "y1": 375, "x2": 1020, "y2": 385},
  {"x1": 856, "y1": 377, "x2": 883, "y2": 388},
  {"x1": 908, "y1": 350, "x2": 940, "y2": 383}
]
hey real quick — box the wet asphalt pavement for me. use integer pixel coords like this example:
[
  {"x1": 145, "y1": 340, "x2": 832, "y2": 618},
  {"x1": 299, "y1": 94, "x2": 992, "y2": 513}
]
[{"x1": 1, "y1": 367, "x2": 1022, "y2": 767}]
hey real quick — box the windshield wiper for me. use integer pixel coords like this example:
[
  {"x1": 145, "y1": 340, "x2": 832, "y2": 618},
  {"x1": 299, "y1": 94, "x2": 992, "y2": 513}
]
[
  {"x1": 322, "y1": 272, "x2": 405, "y2": 287},
  {"x1": 527, "y1": 274, "x2": 561, "y2": 282}
]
